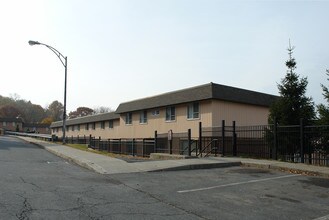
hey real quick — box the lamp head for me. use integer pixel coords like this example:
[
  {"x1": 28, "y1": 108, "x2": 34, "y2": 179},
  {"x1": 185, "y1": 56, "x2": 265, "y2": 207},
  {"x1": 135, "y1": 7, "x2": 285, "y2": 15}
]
[{"x1": 28, "y1": 40, "x2": 40, "y2": 46}]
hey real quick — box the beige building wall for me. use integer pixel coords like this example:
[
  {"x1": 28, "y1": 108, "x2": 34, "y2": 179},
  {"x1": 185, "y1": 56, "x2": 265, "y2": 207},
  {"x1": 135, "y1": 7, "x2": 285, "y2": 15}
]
[
  {"x1": 211, "y1": 100, "x2": 270, "y2": 127},
  {"x1": 56, "y1": 120, "x2": 121, "y2": 140},
  {"x1": 117, "y1": 100, "x2": 212, "y2": 138},
  {"x1": 52, "y1": 100, "x2": 270, "y2": 139}
]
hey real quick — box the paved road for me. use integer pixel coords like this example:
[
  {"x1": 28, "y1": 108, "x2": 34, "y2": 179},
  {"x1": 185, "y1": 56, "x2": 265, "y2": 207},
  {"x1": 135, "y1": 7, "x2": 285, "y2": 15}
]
[
  {"x1": 1, "y1": 136, "x2": 328, "y2": 220},
  {"x1": 0, "y1": 136, "x2": 201, "y2": 220},
  {"x1": 113, "y1": 168, "x2": 329, "y2": 220}
]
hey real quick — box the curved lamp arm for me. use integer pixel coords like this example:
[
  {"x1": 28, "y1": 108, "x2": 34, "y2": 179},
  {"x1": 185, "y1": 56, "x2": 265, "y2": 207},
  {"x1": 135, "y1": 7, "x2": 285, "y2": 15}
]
[{"x1": 28, "y1": 40, "x2": 67, "y2": 67}]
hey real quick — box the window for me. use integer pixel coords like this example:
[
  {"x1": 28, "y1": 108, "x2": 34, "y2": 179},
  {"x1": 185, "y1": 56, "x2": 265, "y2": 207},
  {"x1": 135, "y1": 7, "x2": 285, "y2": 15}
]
[
  {"x1": 101, "y1": 121, "x2": 105, "y2": 129},
  {"x1": 187, "y1": 102, "x2": 199, "y2": 119},
  {"x1": 86, "y1": 124, "x2": 89, "y2": 130},
  {"x1": 152, "y1": 110, "x2": 160, "y2": 116},
  {"x1": 77, "y1": 124, "x2": 80, "y2": 131},
  {"x1": 109, "y1": 120, "x2": 113, "y2": 128},
  {"x1": 12, "y1": 122, "x2": 16, "y2": 126},
  {"x1": 166, "y1": 106, "x2": 176, "y2": 121},
  {"x1": 140, "y1": 110, "x2": 147, "y2": 124},
  {"x1": 3, "y1": 122, "x2": 6, "y2": 126},
  {"x1": 71, "y1": 125, "x2": 74, "y2": 131},
  {"x1": 92, "y1": 122, "x2": 96, "y2": 130},
  {"x1": 125, "y1": 113, "x2": 132, "y2": 125}
]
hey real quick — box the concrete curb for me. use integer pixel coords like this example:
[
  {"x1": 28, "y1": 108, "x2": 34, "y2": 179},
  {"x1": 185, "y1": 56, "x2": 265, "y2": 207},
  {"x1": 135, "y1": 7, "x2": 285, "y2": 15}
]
[
  {"x1": 151, "y1": 162, "x2": 242, "y2": 172},
  {"x1": 241, "y1": 162, "x2": 329, "y2": 178},
  {"x1": 45, "y1": 147, "x2": 108, "y2": 174},
  {"x1": 150, "y1": 153, "x2": 198, "y2": 160}
]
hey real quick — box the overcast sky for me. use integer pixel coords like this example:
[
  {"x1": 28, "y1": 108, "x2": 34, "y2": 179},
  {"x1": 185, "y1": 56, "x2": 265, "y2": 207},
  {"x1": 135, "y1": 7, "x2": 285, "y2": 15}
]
[{"x1": 1, "y1": 0, "x2": 328, "y2": 112}]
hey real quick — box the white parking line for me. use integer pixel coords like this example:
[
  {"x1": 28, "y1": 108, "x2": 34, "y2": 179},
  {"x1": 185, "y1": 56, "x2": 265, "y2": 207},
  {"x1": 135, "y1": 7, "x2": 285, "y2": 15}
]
[
  {"x1": 177, "y1": 174, "x2": 301, "y2": 193},
  {"x1": 313, "y1": 214, "x2": 329, "y2": 220}
]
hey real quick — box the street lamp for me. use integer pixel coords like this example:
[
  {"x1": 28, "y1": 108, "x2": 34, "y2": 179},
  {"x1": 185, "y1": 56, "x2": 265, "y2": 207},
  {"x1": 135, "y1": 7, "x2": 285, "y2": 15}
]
[{"x1": 28, "y1": 40, "x2": 68, "y2": 144}]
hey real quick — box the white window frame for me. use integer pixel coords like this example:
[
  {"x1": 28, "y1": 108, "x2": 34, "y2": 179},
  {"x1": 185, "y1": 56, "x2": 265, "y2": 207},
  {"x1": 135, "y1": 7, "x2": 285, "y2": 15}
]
[
  {"x1": 109, "y1": 120, "x2": 114, "y2": 129},
  {"x1": 101, "y1": 121, "x2": 105, "y2": 129},
  {"x1": 187, "y1": 102, "x2": 200, "y2": 119},
  {"x1": 165, "y1": 106, "x2": 176, "y2": 121},
  {"x1": 125, "y1": 112, "x2": 132, "y2": 125},
  {"x1": 140, "y1": 110, "x2": 148, "y2": 124},
  {"x1": 152, "y1": 109, "x2": 160, "y2": 116}
]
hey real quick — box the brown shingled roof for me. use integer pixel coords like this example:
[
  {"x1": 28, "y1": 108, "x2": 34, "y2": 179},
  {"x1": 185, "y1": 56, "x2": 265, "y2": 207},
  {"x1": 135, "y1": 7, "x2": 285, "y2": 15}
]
[
  {"x1": 115, "y1": 82, "x2": 278, "y2": 113},
  {"x1": 50, "y1": 112, "x2": 119, "y2": 128}
]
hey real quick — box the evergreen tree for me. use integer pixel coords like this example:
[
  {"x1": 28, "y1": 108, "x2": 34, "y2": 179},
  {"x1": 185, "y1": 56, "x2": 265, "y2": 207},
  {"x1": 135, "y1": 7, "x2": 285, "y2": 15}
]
[
  {"x1": 268, "y1": 42, "x2": 315, "y2": 125},
  {"x1": 317, "y1": 69, "x2": 329, "y2": 124}
]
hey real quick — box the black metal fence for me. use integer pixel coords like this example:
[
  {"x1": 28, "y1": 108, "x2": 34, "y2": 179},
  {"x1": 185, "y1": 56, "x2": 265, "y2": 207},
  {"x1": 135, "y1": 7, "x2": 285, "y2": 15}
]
[
  {"x1": 201, "y1": 120, "x2": 329, "y2": 166},
  {"x1": 65, "y1": 136, "x2": 156, "y2": 157},
  {"x1": 155, "y1": 130, "x2": 198, "y2": 155},
  {"x1": 52, "y1": 120, "x2": 329, "y2": 167}
]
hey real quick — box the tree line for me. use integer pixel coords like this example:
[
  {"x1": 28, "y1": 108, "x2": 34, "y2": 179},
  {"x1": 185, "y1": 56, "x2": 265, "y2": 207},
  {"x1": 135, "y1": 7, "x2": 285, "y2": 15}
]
[{"x1": 0, "y1": 96, "x2": 112, "y2": 124}]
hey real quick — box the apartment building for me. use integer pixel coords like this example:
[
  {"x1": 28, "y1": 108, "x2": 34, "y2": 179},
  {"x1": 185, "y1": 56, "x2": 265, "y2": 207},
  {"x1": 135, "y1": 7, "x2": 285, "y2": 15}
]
[{"x1": 50, "y1": 82, "x2": 278, "y2": 139}]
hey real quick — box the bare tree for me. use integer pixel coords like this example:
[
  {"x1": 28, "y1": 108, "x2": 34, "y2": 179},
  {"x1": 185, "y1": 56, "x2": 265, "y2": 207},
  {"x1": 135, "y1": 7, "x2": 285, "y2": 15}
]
[{"x1": 93, "y1": 106, "x2": 113, "y2": 114}]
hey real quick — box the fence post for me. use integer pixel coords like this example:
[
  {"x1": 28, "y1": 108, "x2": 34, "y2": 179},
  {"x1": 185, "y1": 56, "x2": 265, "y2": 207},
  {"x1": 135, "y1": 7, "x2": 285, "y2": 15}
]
[
  {"x1": 232, "y1": 121, "x2": 237, "y2": 156},
  {"x1": 154, "y1": 130, "x2": 157, "y2": 153},
  {"x1": 198, "y1": 122, "x2": 202, "y2": 156},
  {"x1": 132, "y1": 138, "x2": 135, "y2": 157},
  {"x1": 214, "y1": 139, "x2": 218, "y2": 156},
  {"x1": 168, "y1": 130, "x2": 173, "y2": 154},
  {"x1": 273, "y1": 118, "x2": 278, "y2": 160},
  {"x1": 300, "y1": 118, "x2": 304, "y2": 163},
  {"x1": 188, "y1": 129, "x2": 192, "y2": 156},
  {"x1": 108, "y1": 138, "x2": 113, "y2": 153},
  {"x1": 119, "y1": 139, "x2": 122, "y2": 154},
  {"x1": 89, "y1": 134, "x2": 92, "y2": 148},
  {"x1": 142, "y1": 138, "x2": 145, "y2": 157},
  {"x1": 222, "y1": 120, "x2": 225, "y2": 157}
]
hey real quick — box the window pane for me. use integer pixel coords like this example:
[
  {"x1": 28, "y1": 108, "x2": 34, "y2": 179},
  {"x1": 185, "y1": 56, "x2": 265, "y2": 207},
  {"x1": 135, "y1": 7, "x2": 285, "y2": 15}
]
[
  {"x1": 140, "y1": 110, "x2": 147, "y2": 123},
  {"x1": 171, "y1": 107, "x2": 175, "y2": 120},
  {"x1": 187, "y1": 102, "x2": 199, "y2": 119},
  {"x1": 166, "y1": 107, "x2": 170, "y2": 121},
  {"x1": 194, "y1": 102, "x2": 199, "y2": 113},
  {"x1": 194, "y1": 103, "x2": 199, "y2": 118},
  {"x1": 126, "y1": 113, "x2": 132, "y2": 124},
  {"x1": 187, "y1": 104, "x2": 193, "y2": 119}
]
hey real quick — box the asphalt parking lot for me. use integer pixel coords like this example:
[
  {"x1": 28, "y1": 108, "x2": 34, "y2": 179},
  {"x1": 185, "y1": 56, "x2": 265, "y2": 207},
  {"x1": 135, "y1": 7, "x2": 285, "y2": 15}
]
[{"x1": 112, "y1": 166, "x2": 329, "y2": 220}]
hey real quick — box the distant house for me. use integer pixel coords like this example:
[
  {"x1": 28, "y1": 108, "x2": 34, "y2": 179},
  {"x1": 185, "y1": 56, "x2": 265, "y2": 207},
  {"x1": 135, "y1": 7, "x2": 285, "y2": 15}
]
[
  {"x1": 0, "y1": 118, "x2": 51, "y2": 134},
  {"x1": 0, "y1": 117, "x2": 23, "y2": 132},
  {"x1": 23, "y1": 123, "x2": 51, "y2": 134},
  {"x1": 50, "y1": 82, "x2": 278, "y2": 139}
]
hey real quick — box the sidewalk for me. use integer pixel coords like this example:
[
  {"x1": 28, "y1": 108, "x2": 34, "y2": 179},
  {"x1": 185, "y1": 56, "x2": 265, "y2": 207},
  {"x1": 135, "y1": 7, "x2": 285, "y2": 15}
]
[{"x1": 19, "y1": 137, "x2": 329, "y2": 177}]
